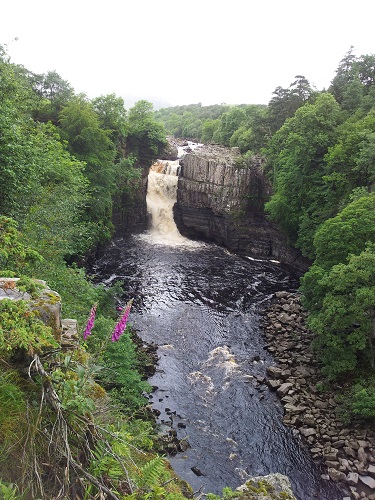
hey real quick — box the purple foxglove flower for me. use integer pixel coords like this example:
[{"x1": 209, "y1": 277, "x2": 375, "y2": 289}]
[
  {"x1": 111, "y1": 299, "x2": 133, "y2": 342},
  {"x1": 83, "y1": 304, "x2": 97, "y2": 340}
]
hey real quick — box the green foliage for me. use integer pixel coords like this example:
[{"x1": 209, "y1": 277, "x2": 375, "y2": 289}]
[
  {"x1": 265, "y1": 93, "x2": 343, "y2": 255},
  {"x1": 30, "y1": 70, "x2": 74, "y2": 124},
  {"x1": 92, "y1": 93, "x2": 128, "y2": 154},
  {"x1": 126, "y1": 100, "x2": 167, "y2": 165},
  {"x1": 0, "y1": 480, "x2": 23, "y2": 500},
  {"x1": 351, "y1": 379, "x2": 375, "y2": 419},
  {"x1": 84, "y1": 316, "x2": 151, "y2": 412},
  {"x1": 302, "y1": 244, "x2": 375, "y2": 379},
  {"x1": 0, "y1": 371, "x2": 27, "y2": 454},
  {"x1": 0, "y1": 299, "x2": 58, "y2": 358},
  {"x1": 312, "y1": 194, "x2": 375, "y2": 270},
  {"x1": 0, "y1": 217, "x2": 42, "y2": 272},
  {"x1": 52, "y1": 363, "x2": 96, "y2": 415}
]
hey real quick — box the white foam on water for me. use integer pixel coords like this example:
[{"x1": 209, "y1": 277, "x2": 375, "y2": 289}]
[{"x1": 141, "y1": 159, "x2": 202, "y2": 248}]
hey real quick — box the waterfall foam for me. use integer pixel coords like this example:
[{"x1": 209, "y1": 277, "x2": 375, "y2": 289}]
[{"x1": 139, "y1": 160, "x2": 200, "y2": 247}]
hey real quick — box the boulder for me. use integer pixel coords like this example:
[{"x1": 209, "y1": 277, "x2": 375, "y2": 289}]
[
  {"x1": 160, "y1": 138, "x2": 179, "y2": 160},
  {"x1": 328, "y1": 468, "x2": 346, "y2": 482},
  {"x1": 359, "y1": 475, "x2": 375, "y2": 489},
  {"x1": 368, "y1": 464, "x2": 375, "y2": 478},
  {"x1": 237, "y1": 473, "x2": 296, "y2": 499},
  {"x1": 346, "y1": 472, "x2": 359, "y2": 485},
  {"x1": 277, "y1": 383, "x2": 294, "y2": 397}
]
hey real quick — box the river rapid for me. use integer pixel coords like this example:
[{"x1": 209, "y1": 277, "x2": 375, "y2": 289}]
[{"x1": 93, "y1": 154, "x2": 342, "y2": 500}]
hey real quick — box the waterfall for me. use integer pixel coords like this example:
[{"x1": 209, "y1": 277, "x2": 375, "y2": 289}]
[{"x1": 142, "y1": 159, "x2": 192, "y2": 245}]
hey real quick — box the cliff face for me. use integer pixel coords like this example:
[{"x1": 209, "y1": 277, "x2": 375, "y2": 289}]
[{"x1": 174, "y1": 146, "x2": 307, "y2": 269}]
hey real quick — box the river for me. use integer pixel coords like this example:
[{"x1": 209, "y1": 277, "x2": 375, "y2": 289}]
[{"x1": 93, "y1": 154, "x2": 343, "y2": 499}]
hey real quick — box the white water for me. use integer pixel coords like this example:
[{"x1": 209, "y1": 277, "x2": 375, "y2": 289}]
[{"x1": 140, "y1": 159, "x2": 199, "y2": 247}]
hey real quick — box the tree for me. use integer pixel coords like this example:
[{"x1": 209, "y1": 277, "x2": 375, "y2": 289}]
[
  {"x1": 306, "y1": 244, "x2": 375, "y2": 379},
  {"x1": 30, "y1": 70, "x2": 74, "y2": 123},
  {"x1": 126, "y1": 100, "x2": 166, "y2": 165},
  {"x1": 300, "y1": 195, "x2": 375, "y2": 379},
  {"x1": 212, "y1": 107, "x2": 246, "y2": 146},
  {"x1": 92, "y1": 93, "x2": 128, "y2": 155},
  {"x1": 267, "y1": 75, "x2": 316, "y2": 133},
  {"x1": 59, "y1": 95, "x2": 117, "y2": 230},
  {"x1": 312, "y1": 193, "x2": 375, "y2": 270},
  {"x1": 265, "y1": 93, "x2": 342, "y2": 256}
]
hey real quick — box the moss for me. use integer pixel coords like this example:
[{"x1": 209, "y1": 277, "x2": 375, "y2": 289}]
[{"x1": 240, "y1": 479, "x2": 295, "y2": 499}]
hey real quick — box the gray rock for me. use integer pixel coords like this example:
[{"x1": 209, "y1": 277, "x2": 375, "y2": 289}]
[
  {"x1": 237, "y1": 472, "x2": 296, "y2": 499},
  {"x1": 277, "y1": 382, "x2": 294, "y2": 397},
  {"x1": 328, "y1": 468, "x2": 346, "y2": 482},
  {"x1": 358, "y1": 446, "x2": 367, "y2": 462},
  {"x1": 346, "y1": 472, "x2": 359, "y2": 485},
  {"x1": 266, "y1": 366, "x2": 284, "y2": 378},
  {"x1": 300, "y1": 428, "x2": 317, "y2": 437},
  {"x1": 267, "y1": 379, "x2": 282, "y2": 390},
  {"x1": 344, "y1": 447, "x2": 357, "y2": 458},
  {"x1": 359, "y1": 475, "x2": 375, "y2": 489},
  {"x1": 368, "y1": 464, "x2": 375, "y2": 478},
  {"x1": 160, "y1": 139, "x2": 178, "y2": 160},
  {"x1": 284, "y1": 403, "x2": 305, "y2": 414}
]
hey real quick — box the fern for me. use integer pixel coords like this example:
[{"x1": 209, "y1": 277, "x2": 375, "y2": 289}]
[{"x1": 136, "y1": 456, "x2": 166, "y2": 489}]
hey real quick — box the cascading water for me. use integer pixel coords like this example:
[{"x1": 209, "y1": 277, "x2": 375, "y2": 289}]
[
  {"x1": 142, "y1": 159, "x2": 195, "y2": 246},
  {"x1": 145, "y1": 160, "x2": 182, "y2": 239},
  {"x1": 93, "y1": 150, "x2": 343, "y2": 499}
]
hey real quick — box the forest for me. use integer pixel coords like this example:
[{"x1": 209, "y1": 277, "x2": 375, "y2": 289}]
[{"x1": 0, "y1": 42, "x2": 374, "y2": 498}]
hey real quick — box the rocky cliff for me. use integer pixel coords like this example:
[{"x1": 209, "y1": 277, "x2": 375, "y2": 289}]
[{"x1": 174, "y1": 146, "x2": 307, "y2": 269}]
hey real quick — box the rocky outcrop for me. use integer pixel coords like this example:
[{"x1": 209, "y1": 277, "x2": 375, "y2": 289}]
[
  {"x1": 261, "y1": 292, "x2": 375, "y2": 500},
  {"x1": 0, "y1": 277, "x2": 78, "y2": 345},
  {"x1": 174, "y1": 146, "x2": 307, "y2": 269},
  {"x1": 112, "y1": 164, "x2": 149, "y2": 235},
  {"x1": 0, "y1": 277, "x2": 62, "y2": 341},
  {"x1": 160, "y1": 136, "x2": 179, "y2": 161}
]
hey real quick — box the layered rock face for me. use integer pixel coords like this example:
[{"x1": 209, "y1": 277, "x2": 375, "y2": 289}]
[{"x1": 174, "y1": 146, "x2": 306, "y2": 269}]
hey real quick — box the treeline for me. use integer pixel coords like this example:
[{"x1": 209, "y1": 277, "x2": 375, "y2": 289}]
[
  {"x1": 157, "y1": 48, "x2": 375, "y2": 419},
  {"x1": 0, "y1": 47, "x2": 194, "y2": 499}
]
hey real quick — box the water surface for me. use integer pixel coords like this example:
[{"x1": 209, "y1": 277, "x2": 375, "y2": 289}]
[{"x1": 94, "y1": 236, "x2": 342, "y2": 500}]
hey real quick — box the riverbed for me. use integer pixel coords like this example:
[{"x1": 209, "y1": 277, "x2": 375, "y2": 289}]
[{"x1": 93, "y1": 234, "x2": 342, "y2": 499}]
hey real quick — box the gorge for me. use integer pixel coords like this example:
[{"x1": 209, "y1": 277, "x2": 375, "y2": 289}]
[{"x1": 93, "y1": 146, "x2": 344, "y2": 499}]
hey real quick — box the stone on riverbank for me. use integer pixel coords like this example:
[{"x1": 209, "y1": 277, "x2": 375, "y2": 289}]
[
  {"x1": 236, "y1": 473, "x2": 296, "y2": 499},
  {"x1": 261, "y1": 291, "x2": 375, "y2": 498}
]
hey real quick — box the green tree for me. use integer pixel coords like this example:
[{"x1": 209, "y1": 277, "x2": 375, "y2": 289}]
[
  {"x1": 92, "y1": 93, "x2": 128, "y2": 156},
  {"x1": 126, "y1": 100, "x2": 166, "y2": 165},
  {"x1": 265, "y1": 93, "x2": 342, "y2": 256},
  {"x1": 267, "y1": 75, "x2": 316, "y2": 133},
  {"x1": 59, "y1": 95, "x2": 117, "y2": 230},
  {"x1": 201, "y1": 118, "x2": 220, "y2": 143},
  {"x1": 306, "y1": 244, "x2": 375, "y2": 379},
  {"x1": 312, "y1": 193, "x2": 375, "y2": 270},
  {"x1": 30, "y1": 70, "x2": 74, "y2": 123},
  {"x1": 212, "y1": 107, "x2": 246, "y2": 146}
]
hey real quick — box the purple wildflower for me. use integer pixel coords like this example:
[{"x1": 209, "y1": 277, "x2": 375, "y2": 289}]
[
  {"x1": 111, "y1": 299, "x2": 133, "y2": 342},
  {"x1": 83, "y1": 304, "x2": 97, "y2": 340}
]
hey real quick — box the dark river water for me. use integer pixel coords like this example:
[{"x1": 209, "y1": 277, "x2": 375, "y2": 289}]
[{"x1": 93, "y1": 234, "x2": 343, "y2": 500}]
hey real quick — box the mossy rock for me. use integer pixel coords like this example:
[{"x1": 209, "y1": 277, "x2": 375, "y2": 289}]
[{"x1": 236, "y1": 474, "x2": 296, "y2": 499}]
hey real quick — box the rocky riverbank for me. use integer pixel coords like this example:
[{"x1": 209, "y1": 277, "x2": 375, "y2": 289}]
[{"x1": 261, "y1": 291, "x2": 375, "y2": 500}]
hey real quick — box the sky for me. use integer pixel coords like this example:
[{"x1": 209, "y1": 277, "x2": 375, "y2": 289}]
[{"x1": 1, "y1": 0, "x2": 374, "y2": 108}]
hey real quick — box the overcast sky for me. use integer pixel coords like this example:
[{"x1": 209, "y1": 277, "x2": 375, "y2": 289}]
[{"x1": 1, "y1": 0, "x2": 374, "y2": 108}]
